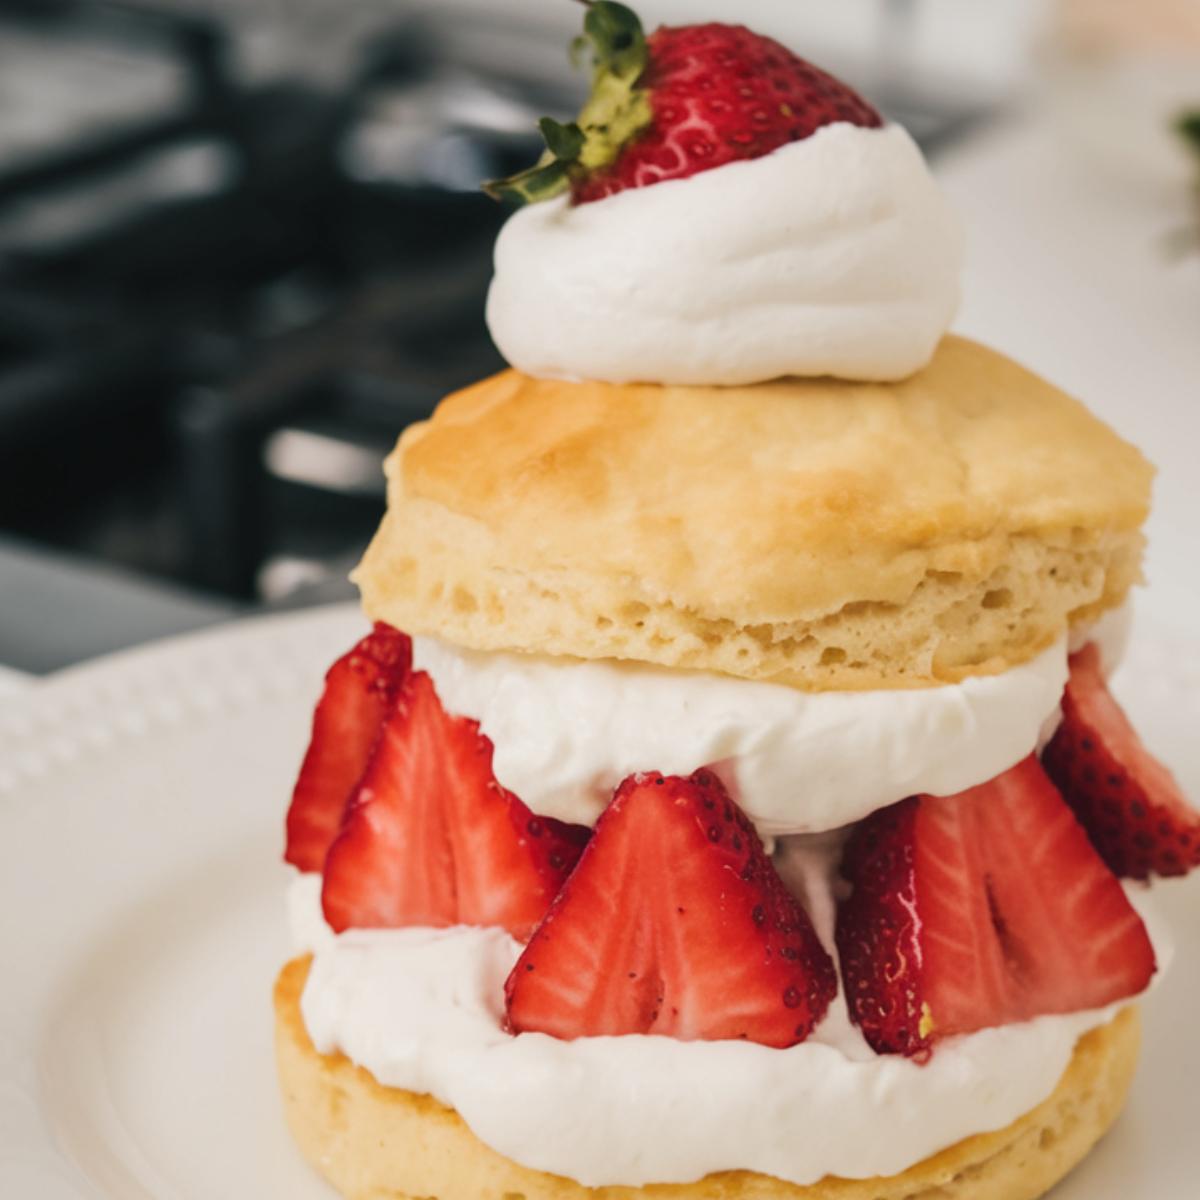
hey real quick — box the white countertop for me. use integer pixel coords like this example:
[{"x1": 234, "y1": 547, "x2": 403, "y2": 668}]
[
  {"x1": 0, "y1": 664, "x2": 31, "y2": 698},
  {"x1": 937, "y1": 116, "x2": 1200, "y2": 633}
]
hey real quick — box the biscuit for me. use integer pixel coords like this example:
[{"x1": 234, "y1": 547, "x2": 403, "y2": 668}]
[
  {"x1": 354, "y1": 337, "x2": 1151, "y2": 690},
  {"x1": 275, "y1": 956, "x2": 1141, "y2": 1200}
]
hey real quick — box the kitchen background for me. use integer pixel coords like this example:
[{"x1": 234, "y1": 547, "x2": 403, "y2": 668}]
[{"x1": 0, "y1": 0, "x2": 1197, "y2": 677}]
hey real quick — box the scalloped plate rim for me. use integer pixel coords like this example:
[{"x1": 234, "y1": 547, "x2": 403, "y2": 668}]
[{"x1": 0, "y1": 603, "x2": 1197, "y2": 1198}]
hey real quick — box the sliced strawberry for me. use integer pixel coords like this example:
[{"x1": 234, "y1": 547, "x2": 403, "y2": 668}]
[
  {"x1": 837, "y1": 756, "x2": 1156, "y2": 1058},
  {"x1": 1042, "y1": 643, "x2": 1200, "y2": 880},
  {"x1": 284, "y1": 623, "x2": 411, "y2": 872},
  {"x1": 505, "y1": 770, "x2": 837, "y2": 1048},
  {"x1": 321, "y1": 670, "x2": 589, "y2": 940}
]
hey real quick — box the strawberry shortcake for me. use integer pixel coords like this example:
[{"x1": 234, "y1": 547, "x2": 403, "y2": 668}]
[{"x1": 273, "y1": 6, "x2": 1194, "y2": 1199}]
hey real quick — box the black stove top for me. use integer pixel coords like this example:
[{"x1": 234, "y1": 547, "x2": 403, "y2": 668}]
[
  {"x1": 0, "y1": 1, "x2": 987, "y2": 605},
  {"x1": 0, "y1": 1, "x2": 564, "y2": 600}
]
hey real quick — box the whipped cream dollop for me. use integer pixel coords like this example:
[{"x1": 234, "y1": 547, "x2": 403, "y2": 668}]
[
  {"x1": 1071, "y1": 597, "x2": 1133, "y2": 672},
  {"x1": 486, "y1": 123, "x2": 964, "y2": 386},
  {"x1": 412, "y1": 634, "x2": 1071, "y2": 837},
  {"x1": 291, "y1": 863, "x2": 1168, "y2": 1188}
]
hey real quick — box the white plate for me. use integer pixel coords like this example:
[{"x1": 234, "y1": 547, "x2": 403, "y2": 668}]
[{"x1": 1, "y1": 603, "x2": 1198, "y2": 1198}]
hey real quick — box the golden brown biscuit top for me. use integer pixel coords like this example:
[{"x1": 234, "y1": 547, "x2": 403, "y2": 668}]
[
  {"x1": 400, "y1": 336, "x2": 1148, "y2": 613},
  {"x1": 356, "y1": 336, "x2": 1151, "y2": 688}
]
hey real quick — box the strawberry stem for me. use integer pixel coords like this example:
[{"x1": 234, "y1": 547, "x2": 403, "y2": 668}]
[
  {"x1": 582, "y1": 2, "x2": 646, "y2": 80},
  {"x1": 483, "y1": 1, "x2": 651, "y2": 206}
]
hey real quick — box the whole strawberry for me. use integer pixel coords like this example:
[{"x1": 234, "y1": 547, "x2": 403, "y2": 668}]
[{"x1": 487, "y1": 2, "x2": 881, "y2": 206}]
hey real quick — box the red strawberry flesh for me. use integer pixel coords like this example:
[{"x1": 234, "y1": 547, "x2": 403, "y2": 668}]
[
  {"x1": 284, "y1": 623, "x2": 411, "y2": 872},
  {"x1": 575, "y1": 23, "x2": 882, "y2": 204},
  {"x1": 505, "y1": 769, "x2": 837, "y2": 1048},
  {"x1": 837, "y1": 756, "x2": 1156, "y2": 1057},
  {"x1": 486, "y1": 6, "x2": 881, "y2": 207},
  {"x1": 321, "y1": 670, "x2": 588, "y2": 940},
  {"x1": 1043, "y1": 642, "x2": 1200, "y2": 880}
]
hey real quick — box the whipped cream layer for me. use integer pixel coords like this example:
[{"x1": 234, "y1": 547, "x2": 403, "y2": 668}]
[
  {"x1": 486, "y1": 123, "x2": 963, "y2": 386},
  {"x1": 291, "y1": 861, "x2": 1168, "y2": 1189},
  {"x1": 412, "y1": 634, "x2": 1071, "y2": 837}
]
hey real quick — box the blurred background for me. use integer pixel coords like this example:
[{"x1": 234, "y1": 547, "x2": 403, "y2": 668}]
[{"x1": 0, "y1": 0, "x2": 1197, "y2": 675}]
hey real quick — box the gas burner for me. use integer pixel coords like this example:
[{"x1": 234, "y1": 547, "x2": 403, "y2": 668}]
[
  {"x1": 0, "y1": 2, "x2": 986, "y2": 604},
  {"x1": 0, "y1": 1, "x2": 559, "y2": 600}
]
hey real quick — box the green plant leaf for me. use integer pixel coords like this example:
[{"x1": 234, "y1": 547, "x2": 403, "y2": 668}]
[{"x1": 1178, "y1": 109, "x2": 1200, "y2": 157}]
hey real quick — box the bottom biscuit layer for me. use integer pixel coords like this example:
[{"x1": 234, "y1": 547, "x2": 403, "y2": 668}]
[{"x1": 274, "y1": 955, "x2": 1140, "y2": 1200}]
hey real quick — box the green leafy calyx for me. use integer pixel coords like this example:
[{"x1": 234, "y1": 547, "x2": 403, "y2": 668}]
[{"x1": 483, "y1": 2, "x2": 654, "y2": 205}]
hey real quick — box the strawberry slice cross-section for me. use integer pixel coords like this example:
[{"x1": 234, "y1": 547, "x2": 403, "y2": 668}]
[
  {"x1": 836, "y1": 756, "x2": 1156, "y2": 1058},
  {"x1": 1042, "y1": 642, "x2": 1200, "y2": 880},
  {"x1": 505, "y1": 769, "x2": 837, "y2": 1049},
  {"x1": 321, "y1": 669, "x2": 589, "y2": 941},
  {"x1": 284, "y1": 622, "x2": 412, "y2": 872}
]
